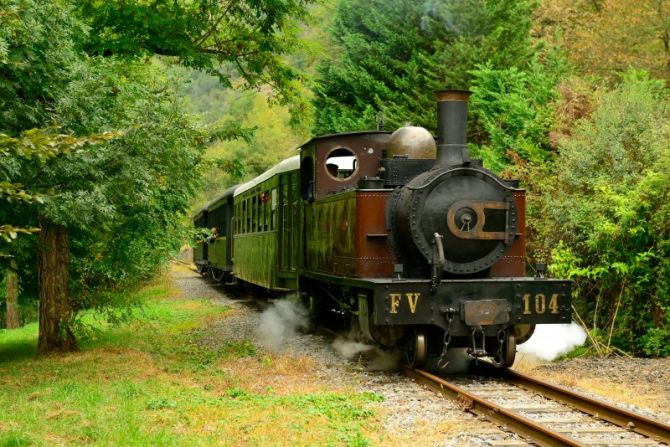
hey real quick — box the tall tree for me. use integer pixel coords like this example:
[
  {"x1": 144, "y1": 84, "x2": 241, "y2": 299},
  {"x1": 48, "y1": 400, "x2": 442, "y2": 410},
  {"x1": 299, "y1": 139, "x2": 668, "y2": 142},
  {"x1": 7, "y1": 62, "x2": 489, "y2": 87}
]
[
  {"x1": 311, "y1": 0, "x2": 536, "y2": 134},
  {"x1": 2, "y1": 0, "x2": 314, "y2": 353},
  {"x1": 27, "y1": 59, "x2": 207, "y2": 351}
]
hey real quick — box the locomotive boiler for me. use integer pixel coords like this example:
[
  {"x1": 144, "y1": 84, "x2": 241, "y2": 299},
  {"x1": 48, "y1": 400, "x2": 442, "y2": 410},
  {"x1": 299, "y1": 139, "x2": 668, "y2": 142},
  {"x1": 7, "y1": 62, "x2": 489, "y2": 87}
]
[{"x1": 194, "y1": 90, "x2": 571, "y2": 369}]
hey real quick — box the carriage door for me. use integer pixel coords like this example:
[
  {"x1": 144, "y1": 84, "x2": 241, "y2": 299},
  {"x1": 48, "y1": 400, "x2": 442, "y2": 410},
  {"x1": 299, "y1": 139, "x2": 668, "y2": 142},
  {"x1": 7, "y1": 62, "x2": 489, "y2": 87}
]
[
  {"x1": 278, "y1": 171, "x2": 300, "y2": 275},
  {"x1": 289, "y1": 171, "x2": 299, "y2": 272},
  {"x1": 278, "y1": 174, "x2": 291, "y2": 274}
]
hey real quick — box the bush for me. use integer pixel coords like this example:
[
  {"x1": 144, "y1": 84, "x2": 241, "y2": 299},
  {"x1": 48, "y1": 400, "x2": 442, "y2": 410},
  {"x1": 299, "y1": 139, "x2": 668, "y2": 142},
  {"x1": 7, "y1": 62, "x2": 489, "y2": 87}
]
[{"x1": 542, "y1": 70, "x2": 670, "y2": 356}]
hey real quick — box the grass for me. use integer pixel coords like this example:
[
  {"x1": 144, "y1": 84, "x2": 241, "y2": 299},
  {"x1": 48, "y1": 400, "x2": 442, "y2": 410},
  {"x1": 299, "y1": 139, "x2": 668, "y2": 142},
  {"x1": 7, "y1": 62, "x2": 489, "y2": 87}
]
[{"x1": 0, "y1": 272, "x2": 382, "y2": 446}]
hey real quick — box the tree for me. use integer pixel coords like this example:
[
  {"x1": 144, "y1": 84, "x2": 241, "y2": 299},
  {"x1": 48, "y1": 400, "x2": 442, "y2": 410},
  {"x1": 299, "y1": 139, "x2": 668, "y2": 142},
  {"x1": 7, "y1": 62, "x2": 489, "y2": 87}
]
[
  {"x1": 536, "y1": 0, "x2": 670, "y2": 81},
  {"x1": 311, "y1": 0, "x2": 536, "y2": 135},
  {"x1": 77, "y1": 0, "x2": 315, "y2": 111},
  {"x1": 467, "y1": 55, "x2": 567, "y2": 173},
  {"x1": 2, "y1": 60, "x2": 207, "y2": 353},
  {"x1": 5, "y1": 260, "x2": 19, "y2": 329},
  {"x1": 2, "y1": 0, "x2": 312, "y2": 353},
  {"x1": 1, "y1": 128, "x2": 112, "y2": 338},
  {"x1": 1, "y1": 127, "x2": 117, "y2": 348},
  {"x1": 30, "y1": 59, "x2": 207, "y2": 352}
]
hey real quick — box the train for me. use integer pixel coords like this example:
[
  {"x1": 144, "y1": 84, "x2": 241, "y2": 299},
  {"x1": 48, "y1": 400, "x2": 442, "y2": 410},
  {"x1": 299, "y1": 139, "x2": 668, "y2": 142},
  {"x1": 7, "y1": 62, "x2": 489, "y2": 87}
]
[{"x1": 193, "y1": 90, "x2": 571, "y2": 368}]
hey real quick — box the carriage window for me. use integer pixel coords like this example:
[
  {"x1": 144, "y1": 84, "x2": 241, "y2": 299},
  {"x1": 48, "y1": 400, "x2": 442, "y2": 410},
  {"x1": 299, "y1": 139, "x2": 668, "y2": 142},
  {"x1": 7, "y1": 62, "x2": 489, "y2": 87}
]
[
  {"x1": 256, "y1": 193, "x2": 262, "y2": 232},
  {"x1": 325, "y1": 147, "x2": 358, "y2": 180},
  {"x1": 251, "y1": 195, "x2": 256, "y2": 232},
  {"x1": 271, "y1": 188, "x2": 277, "y2": 230},
  {"x1": 245, "y1": 199, "x2": 250, "y2": 233},
  {"x1": 261, "y1": 191, "x2": 270, "y2": 231}
]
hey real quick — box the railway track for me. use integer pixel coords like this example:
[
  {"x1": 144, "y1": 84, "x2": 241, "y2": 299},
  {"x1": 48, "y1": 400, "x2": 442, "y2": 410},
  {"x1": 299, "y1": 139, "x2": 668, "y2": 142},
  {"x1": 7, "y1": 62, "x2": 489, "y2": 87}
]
[{"x1": 403, "y1": 365, "x2": 670, "y2": 447}]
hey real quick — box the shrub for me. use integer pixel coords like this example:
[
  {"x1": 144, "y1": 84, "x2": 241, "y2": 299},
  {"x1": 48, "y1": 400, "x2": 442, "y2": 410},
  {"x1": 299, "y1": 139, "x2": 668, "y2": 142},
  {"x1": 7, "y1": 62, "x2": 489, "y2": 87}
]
[{"x1": 542, "y1": 70, "x2": 670, "y2": 356}]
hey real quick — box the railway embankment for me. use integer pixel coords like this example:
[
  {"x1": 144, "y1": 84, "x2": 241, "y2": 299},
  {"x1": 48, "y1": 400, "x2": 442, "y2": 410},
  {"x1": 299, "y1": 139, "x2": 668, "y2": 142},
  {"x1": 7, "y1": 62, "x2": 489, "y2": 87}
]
[
  {"x1": 173, "y1": 264, "x2": 670, "y2": 445},
  {"x1": 1, "y1": 264, "x2": 667, "y2": 446}
]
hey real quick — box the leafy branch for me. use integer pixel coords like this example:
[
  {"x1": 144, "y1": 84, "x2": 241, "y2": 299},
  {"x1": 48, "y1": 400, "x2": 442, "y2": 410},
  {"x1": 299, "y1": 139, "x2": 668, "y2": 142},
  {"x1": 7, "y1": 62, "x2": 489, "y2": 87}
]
[{"x1": 1, "y1": 129, "x2": 119, "y2": 242}]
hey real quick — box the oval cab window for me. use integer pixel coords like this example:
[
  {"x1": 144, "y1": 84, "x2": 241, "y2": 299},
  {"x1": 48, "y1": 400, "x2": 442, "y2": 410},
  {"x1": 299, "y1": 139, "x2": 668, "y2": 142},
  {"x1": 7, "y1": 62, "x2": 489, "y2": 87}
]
[{"x1": 325, "y1": 148, "x2": 358, "y2": 180}]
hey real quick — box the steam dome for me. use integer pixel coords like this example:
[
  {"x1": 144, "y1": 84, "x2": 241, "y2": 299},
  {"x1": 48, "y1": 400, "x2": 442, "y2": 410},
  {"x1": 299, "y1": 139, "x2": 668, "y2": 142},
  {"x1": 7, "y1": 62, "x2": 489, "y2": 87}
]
[{"x1": 387, "y1": 126, "x2": 436, "y2": 159}]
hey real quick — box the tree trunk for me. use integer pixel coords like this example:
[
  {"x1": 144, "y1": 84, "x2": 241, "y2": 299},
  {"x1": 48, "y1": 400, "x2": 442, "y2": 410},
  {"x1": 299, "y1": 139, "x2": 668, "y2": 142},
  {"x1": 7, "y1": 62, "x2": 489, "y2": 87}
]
[
  {"x1": 37, "y1": 221, "x2": 77, "y2": 354},
  {"x1": 5, "y1": 260, "x2": 20, "y2": 329}
]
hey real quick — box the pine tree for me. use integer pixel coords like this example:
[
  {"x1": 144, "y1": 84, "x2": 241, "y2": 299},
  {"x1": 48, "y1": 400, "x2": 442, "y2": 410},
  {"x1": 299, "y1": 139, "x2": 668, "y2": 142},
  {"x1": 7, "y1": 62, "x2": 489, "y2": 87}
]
[{"x1": 312, "y1": 0, "x2": 536, "y2": 134}]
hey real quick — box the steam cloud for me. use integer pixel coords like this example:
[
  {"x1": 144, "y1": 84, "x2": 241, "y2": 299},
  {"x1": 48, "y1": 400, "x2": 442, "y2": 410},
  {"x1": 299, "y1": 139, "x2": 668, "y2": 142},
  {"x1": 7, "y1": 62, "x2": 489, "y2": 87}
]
[
  {"x1": 332, "y1": 338, "x2": 372, "y2": 359},
  {"x1": 517, "y1": 322, "x2": 587, "y2": 361},
  {"x1": 256, "y1": 299, "x2": 309, "y2": 352},
  {"x1": 332, "y1": 336, "x2": 400, "y2": 371}
]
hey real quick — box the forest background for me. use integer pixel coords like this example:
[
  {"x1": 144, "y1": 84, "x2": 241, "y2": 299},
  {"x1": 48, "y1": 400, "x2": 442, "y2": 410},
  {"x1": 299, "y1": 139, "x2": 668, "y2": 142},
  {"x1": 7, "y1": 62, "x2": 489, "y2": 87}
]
[{"x1": 1, "y1": 0, "x2": 669, "y2": 358}]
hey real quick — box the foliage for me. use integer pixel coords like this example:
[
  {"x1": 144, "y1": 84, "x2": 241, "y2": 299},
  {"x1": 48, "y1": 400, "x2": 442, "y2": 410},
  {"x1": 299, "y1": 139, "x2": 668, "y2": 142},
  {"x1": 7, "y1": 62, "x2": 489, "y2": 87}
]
[
  {"x1": 0, "y1": 0, "x2": 86, "y2": 133},
  {"x1": 311, "y1": 0, "x2": 536, "y2": 135},
  {"x1": 43, "y1": 58, "x2": 208, "y2": 304},
  {"x1": 468, "y1": 53, "x2": 568, "y2": 173},
  {"x1": 0, "y1": 129, "x2": 117, "y2": 243},
  {"x1": 542, "y1": 71, "x2": 670, "y2": 355},
  {"x1": 77, "y1": 0, "x2": 315, "y2": 114},
  {"x1": 536, "y1": 0, "x2": 670, "y2": 81}
]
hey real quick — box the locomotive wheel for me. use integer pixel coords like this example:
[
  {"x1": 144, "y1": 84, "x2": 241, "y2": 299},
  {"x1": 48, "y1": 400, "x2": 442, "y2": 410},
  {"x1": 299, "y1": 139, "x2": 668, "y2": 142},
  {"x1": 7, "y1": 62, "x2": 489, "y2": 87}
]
[
  {"x1": 491, "y1": 332, "x2": 517, "y2": 368},
  {"x1": 406, "y1": 330, "x2": 427, "y2": 368},
  {"x1": 511, "y1": 324, "x2": 535, "y2": 345},
  {"x1": 502, "y1": 333, "x2": 516, "y2": 368}
]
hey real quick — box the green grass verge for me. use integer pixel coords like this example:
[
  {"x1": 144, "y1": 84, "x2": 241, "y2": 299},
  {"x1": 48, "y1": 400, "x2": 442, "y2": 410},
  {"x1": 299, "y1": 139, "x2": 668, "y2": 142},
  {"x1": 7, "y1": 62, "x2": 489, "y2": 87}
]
[{"x1": 0, "y1": 275, "x2": 381, "y2": 446}]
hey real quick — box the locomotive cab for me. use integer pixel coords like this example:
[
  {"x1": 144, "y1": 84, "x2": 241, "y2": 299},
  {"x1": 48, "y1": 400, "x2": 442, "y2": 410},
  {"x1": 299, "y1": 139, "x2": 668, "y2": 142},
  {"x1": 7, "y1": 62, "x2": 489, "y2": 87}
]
[
  {"x1": 299, "y1": 130, "x2": 390, "y2": 200},
  {"x1": 299, "y1": 91, "x2": 571, "y2": 369}
]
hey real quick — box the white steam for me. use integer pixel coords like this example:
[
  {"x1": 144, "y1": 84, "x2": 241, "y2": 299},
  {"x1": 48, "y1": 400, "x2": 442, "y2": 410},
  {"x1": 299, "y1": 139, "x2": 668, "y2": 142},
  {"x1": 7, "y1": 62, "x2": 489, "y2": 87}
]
[
  {"x1": 332, "y1": 338, "x2": 372, "y2": 359},
  {"x1": 255, "y1": 300, "x2": 309, "y2": 352},
  {"x1": 332, "y1": 336, "x2": 400, "y2": 371},
  {"x1": 517, "y1": 322, "x2": 587, "y2": 361}
]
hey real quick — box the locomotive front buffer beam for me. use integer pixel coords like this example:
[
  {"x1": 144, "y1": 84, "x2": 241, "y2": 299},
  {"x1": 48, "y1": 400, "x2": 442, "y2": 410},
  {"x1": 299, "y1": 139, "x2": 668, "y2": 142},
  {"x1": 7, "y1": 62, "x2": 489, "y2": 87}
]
[{"x1": 370, "y1": 278, "x2": 572, "y2": 337}]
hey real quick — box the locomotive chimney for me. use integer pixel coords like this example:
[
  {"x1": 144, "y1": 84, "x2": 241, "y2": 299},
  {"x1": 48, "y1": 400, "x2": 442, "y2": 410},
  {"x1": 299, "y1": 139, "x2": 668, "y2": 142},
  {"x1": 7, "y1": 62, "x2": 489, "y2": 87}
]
[{"x1": 435, "y1": 90, "x2": 471, "y2": 167}]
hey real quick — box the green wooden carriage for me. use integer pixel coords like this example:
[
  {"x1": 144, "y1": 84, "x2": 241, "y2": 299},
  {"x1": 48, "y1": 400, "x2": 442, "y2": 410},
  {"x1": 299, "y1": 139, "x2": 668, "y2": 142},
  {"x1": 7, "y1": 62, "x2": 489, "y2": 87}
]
[
  {"x1": 206, "y1": 186, "x2": 237, "y2": 281},
  {"x1": 232, "y1": 156, "x2": 300, "y2": 291}
]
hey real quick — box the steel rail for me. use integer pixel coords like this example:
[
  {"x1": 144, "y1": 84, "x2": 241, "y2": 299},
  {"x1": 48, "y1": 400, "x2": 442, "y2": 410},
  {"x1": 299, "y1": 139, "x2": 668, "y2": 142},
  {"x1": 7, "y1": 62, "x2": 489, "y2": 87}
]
[
  {"x1": 502, "y1": 368, "x2": 670, "y2": 444},
  {"x1": 402, "y1": 366, "x2": 587, "y2": 447}
]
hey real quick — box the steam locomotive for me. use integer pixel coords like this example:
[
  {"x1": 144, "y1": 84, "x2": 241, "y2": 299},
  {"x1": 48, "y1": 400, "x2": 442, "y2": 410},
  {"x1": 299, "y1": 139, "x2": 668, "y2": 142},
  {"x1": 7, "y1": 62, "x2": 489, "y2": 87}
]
[{"x1": 194, "y1": 91, "x2": 571, "y2": 368}]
